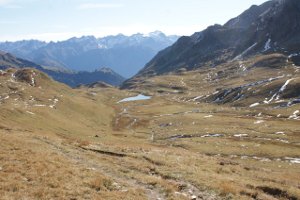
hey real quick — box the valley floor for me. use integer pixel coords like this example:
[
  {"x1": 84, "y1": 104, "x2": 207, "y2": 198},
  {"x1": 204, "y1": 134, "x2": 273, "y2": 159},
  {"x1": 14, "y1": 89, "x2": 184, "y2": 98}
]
[{"x1": 0, "y1": 62, "x2": 300, "y2": 200}]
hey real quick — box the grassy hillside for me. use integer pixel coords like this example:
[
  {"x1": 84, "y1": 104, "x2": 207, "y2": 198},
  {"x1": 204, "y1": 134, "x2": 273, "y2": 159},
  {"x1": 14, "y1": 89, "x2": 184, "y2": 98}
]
[{"x1": 0, "y1": 64, "x2": 299, "y2": 199}]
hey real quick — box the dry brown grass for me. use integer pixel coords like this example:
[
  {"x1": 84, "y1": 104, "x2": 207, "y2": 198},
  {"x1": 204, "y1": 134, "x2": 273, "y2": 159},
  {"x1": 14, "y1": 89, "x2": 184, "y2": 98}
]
[{"x1": 0, "y1": 60, "x2": 300, "y2": 200}]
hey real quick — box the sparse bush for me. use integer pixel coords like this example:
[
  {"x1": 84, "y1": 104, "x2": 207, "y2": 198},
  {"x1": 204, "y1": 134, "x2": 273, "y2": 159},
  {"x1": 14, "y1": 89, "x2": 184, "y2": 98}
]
[
  {"x1": 77, "y1": 140, "x2": 90, "y2": 147},
  {"x1": 219, "y1": 181, "x2": 238, "y2": 196},
  {"x1": 89, "y1": 177, "x2": 114, "y2": 192}
]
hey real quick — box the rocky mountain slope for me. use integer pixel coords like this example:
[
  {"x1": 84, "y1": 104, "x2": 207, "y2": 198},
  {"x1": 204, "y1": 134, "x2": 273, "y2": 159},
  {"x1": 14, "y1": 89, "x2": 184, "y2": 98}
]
[
  {"x1": 122, "y1": 0, "x2": 300, "y2": 116},
  {"x1": 0, "y1": 31, "x2": 179, "y2": 77},
  {"x1": 130, "y1": 0, "x2": 300, "y2": 78},
  {"x1": 124, "y1": 53, "x2": 300, "y2": 109},
  {"x1": 0, "y1": 51, "x2": 125, "y2": 87}
]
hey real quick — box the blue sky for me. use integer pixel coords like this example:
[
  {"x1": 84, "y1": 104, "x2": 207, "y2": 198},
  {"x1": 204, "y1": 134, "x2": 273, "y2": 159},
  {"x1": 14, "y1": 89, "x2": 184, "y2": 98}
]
[{"x1": 0, "y1": 0, "x2": 268, "y2": 42}]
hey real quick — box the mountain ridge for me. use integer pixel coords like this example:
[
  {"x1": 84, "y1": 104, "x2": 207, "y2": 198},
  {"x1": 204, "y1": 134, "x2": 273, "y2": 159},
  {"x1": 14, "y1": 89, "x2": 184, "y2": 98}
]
[
  {"x1": 0, "y1": 31, "x2": 179, "y2": 78},
  {"x1": 126, "y1": 0, "x2": 300, "y2": 82},
  {"x1": 0, "y1": 51, "x2": 125, "y2": 87}
]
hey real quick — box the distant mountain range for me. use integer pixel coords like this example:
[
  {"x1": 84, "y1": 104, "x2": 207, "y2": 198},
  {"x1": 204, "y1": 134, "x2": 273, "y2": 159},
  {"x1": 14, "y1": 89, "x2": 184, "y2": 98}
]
[
  {"x1": 129, "y1": 0, "x2": 300, "y2": 79},
  {"x1": 0, "y1": 51, "x2": 124, "y2": 87},
  {"x1": 0, "y1": 31, "x2": 179, "y2": 78}
]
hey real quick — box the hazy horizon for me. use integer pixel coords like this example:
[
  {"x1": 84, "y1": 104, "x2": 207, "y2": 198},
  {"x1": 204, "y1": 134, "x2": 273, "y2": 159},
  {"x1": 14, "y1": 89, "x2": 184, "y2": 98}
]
[
  {"x1": 0, "y1": 30, "x2": 179, "y2": 43},
  {"x1": 0, "y1": 0, "x2": 268, "y2": 42}
]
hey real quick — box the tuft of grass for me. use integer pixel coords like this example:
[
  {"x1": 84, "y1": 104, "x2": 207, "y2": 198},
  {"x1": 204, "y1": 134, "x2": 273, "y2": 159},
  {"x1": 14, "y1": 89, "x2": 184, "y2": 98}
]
[
  {"x1": 77, "y1": 140, "x2": 91, "y2": 147},
  {"x1": 219, "y1": 181, "x2": 238, "y2": 196}
]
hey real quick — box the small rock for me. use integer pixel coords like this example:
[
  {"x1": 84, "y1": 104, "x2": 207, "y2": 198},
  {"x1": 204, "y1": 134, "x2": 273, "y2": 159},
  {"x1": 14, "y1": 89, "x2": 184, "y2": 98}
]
[
  {"x1": 94, "y1": 135, "x2": 99, "y2": 138},
  {"x1": 159, "y1": 122, "x2": 172, "y2": 127},
  {"x1": 177, "y1": 183, "x2": 187, "y2": 191},
  {"x1": 191, "y1": 195, "x2": 197, "y2": 200}
]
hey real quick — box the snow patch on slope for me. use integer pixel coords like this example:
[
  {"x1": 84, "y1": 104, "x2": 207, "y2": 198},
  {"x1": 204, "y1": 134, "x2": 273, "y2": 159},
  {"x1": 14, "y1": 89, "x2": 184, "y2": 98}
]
[
  {"x1": 263, "y1": 38, "x2": 271, "y2": 52},
  {"x1": 264, "y1": 78, "x2": 294, "y2": 104},
  {"x1": 233, "y1": 43, "x2": 257, "y2": 60}
]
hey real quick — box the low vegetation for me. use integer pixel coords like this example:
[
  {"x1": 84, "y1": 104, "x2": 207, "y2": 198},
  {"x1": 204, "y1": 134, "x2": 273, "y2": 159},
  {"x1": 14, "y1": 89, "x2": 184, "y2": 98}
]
[{"x1": 0, "y1": 54, "x2": 299, "y2": 200}]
